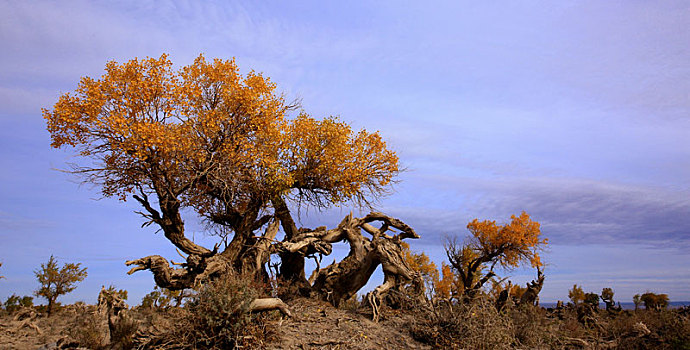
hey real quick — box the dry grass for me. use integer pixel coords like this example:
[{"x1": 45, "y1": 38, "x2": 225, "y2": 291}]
[
  {"x1": 410, "y1": 296, "x2": 690, "y2": 350},
  {"x1": 2, "y1": 285, "x2": 688, "y2": 349},
  {"x1": 411, "y1": 296, "x2": 515, "y2": 349}
]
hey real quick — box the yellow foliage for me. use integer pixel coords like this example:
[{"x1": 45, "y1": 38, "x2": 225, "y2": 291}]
[
  {"x1": 434, "y1": 263, "x2": 453, "y2": 299},
  {"x1": 401, "y1": 242, "x2": 439, "y2": 290},
  {"x1": 43, "y1": 54, "x2": 399, "y2": 212},
  {"x1": 568, "y1": 284, "x2": 585, "y2": 305},
  {"x1": 466, "y1": 211, "x2": 547, "y2": 269},
  {"x1": 509, "y1": 284, "x2": 526, "y2": 299}
]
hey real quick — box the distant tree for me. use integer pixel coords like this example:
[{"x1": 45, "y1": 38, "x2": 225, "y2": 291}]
[
  {"x1": 140, "y1": 286, "x2": 167, "y2": 309},
  {"x1": 568, "y1": 284, "x2": 585, "y2": 305},
  {"x1": 640, "y1": 292, "x2": 669, "y2": 310},
  {"x1": 34, "y1": 255, "x2": 88, "y2": 315},
  {"x1": 444, "y1": 212, "x2": 547, "y2": 299},
  {"x1": 141, "y1": 285, "x2": 190, "y2": 309},
  {"x1": 600, "y1": 287, "x2": 621, "y2": 311},
  {"x1": 0, "y1": 262, "x2": 4, "y2": 279},
  {"x1": 401, "y1": 242, "x2": 439, "y2": 297},
  {"x1": 584, "y1": 292, "x2": 600, "y2": 308},
  {"x1": 633, "y1": 294, "x2": 642, "y2": 310}
]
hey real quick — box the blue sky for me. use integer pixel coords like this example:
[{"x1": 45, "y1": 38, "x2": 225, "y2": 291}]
[{"x1": 1, "y1": 0, "x2": 689, "y2": 305}]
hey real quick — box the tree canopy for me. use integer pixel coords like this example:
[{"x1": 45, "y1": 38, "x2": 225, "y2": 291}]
[{"x1": 44, "y1": 54, "x2": 398, "y2": 234}]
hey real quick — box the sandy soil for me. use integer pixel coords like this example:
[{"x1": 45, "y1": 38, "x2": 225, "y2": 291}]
[{"x1": 0, "y1": 299, "x2": 429, "y2": 350}]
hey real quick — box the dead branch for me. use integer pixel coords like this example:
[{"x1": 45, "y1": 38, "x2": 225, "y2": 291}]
[{"x1": 248, "y1": 298, "x2": 292, "y2": 317}]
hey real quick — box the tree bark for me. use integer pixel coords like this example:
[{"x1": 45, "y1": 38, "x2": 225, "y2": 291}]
[
  {"x1": 277, "y1": 211, "x2": 423, "y2": 320},
  {"x1": 272, "y1": 197, "x2": 311, "y2": 295},
  {"x1": 518, "y1": 267, "x2": 545, "y2": 306}
]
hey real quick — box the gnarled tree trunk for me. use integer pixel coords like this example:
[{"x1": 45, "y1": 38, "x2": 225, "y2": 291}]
[
  {"x1": 127, "y1": 188, "x2": 422, "y2": 321},
  {"x1": 276, "y1": 212, "x2": 424, "y2": 321},
  {"x1": 518, "y1": 267, "x2": 545, "y2": 306}
]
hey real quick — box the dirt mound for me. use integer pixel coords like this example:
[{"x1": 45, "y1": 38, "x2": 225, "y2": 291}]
[{"x1": 268, "y1": 297, "x2": 428, "y2": 349}]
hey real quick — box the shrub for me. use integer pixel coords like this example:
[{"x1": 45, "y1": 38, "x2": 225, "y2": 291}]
[
  {"x1": 135, "y1": 273, "x2": 272, "y2": 349},
  {"x1": 508, "y1": 304, "x2": 559, "y2": 348},
  {"x1": 67, "y1": 311, "x2": 108, "y2": 350},
  {"x1": 3, "y1": 294, "x2": 34, "y2": 313},
  {"x1": 412, "y1": 296, "x2": 515, "y2": 349}
]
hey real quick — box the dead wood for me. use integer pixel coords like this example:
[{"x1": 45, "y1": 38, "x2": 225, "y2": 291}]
[
  {"x1": 519, "y1": 266, "x2": 545, "y2": 306},
  {"x1": 249, "y1": 298, "x2": 293, "y2": 317}
]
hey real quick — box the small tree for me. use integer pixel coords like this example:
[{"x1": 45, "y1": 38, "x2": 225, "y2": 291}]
[
  {"x1": 600, "y1": 287, "x2": 620, "y2": 311},
  {"x1": 633, "y1": 294, "x2": 642, "y2": 310},
  {"x1": 444, "y1": 212, "x2": 547, "y2": 299},
  {"x1": 34, "y1": 255, "x2": 88, "y2": 315},
  {"x1": 568, "y1": 284, "x2": 585, "y2": 305},
  {"x1": 584, "y1": 292, "x2": 600, "y2": 308},
  {"x1": 640, "y1": 292, "x2": 669, "y2": 310}
]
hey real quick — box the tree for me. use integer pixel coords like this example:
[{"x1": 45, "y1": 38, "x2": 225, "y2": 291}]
[
  {"x1": 0, "y1": 262, "x2": 4, "y2": 279},
  {"x1": 34, "y1": 255, "x2": 87, "y2": 315},
  {"x1": 640, "y1": 292, "x2": 669, "y2": 310},
  {"x1": 584, "y1": 292, "x2": 600, "y2": 308},
  {"x1": 568, "y1": 284, "x2": 585, "y2": 305},
  {"x1": 434, "y1": 262, "x2": 462, "y2": 300},
  {"x1": 44, "y1": 54, "x2": 417, "y2": 316},
  {"x1": 600, "y1": 287, "x2": 620, "y2": 311},
  {"x1": 444, "y1": 212, "x2": 547, "y2": 300},
  {"x1": 402, "y1": 242, "x2": 439, "y2": 298},
  {"x1": 633, "y1": 294, "x2": 642, "y2": 310}
]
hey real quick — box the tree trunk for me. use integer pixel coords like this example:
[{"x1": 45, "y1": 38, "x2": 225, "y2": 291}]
[
  {"x1": 272, "y1": 197, "x2": 311, "y2": 295},
  {"x1": 127, "y1": 190, "x2": 422, "y2": 322},
  {"x1": 518, "y1": 267, "x2": 545, "y2": 306},
  {"x1": 47, "y1": 298, "x2": 55, "y2": 316},
  {"x1": 277, "y1": 211, "x2": 424, "y2": 320}
]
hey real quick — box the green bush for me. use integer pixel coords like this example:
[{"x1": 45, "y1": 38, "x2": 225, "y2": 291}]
[{"x1": 4, "y1": 294, "x2": 34, "y2": 313}]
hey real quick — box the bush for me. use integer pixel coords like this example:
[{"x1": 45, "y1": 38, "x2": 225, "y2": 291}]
[
  {"x1": 3, "y1": 294, "x2": 34, "y2": 313},
  {"x1": 135, "y1": 273, "x2": 273, "y2": 349},
  {"x1": 412, "y1": 296, "x2": 515, "y2": 349},
  {"x1": 67, "y1": 311, "x2": 108, "y2": 350},
  {"x1": 508, "y1": 304, "x2": 559, "y2": 348}
]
